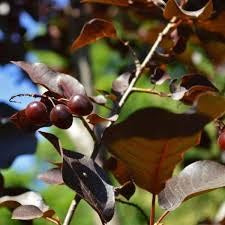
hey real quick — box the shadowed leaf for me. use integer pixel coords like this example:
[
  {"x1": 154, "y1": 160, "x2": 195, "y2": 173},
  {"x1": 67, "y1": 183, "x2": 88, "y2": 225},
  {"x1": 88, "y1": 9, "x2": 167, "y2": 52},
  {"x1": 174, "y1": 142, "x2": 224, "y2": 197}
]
[
  {"x1": 40, "y1": 132, "x2": 115, "y2": 223},
  {"x1": 103, "y1": 157, "x2": 131, "y2": 184},
  {"x1": 164, "y1": 0, "x2": 213, "y2": 20},
  {"x1": 11, "y1": 61, "x2": 85, "y2": 98},
  {"x1": 71, "y1": 19, "x2": 117, "y2": 51},
  {"x1": 158, "y1": 160, "x2": 225, "y2": 211},
  {"x1": 115, "y1": 181, "x2": 136, "y2": 200},
  {"x1": 103, "y1": 93, "x2": 225, "y2": 193}
]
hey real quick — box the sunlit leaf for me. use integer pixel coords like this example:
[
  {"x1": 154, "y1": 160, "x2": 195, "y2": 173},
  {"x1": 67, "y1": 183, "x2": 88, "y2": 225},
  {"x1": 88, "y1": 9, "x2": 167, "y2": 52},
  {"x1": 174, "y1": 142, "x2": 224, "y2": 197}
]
[
  {"x1": 103, "y1": 93, "x2": 225, "y2": 193},
  {"x1": 158, "y1": 160, "x2": 225, "y2": 211},
  {"x1": 11, "y1": 61, "x2": 85, "y2": 98},
  {"x1": 71, "y1": 19, "x2": 117, "y2": 51}
]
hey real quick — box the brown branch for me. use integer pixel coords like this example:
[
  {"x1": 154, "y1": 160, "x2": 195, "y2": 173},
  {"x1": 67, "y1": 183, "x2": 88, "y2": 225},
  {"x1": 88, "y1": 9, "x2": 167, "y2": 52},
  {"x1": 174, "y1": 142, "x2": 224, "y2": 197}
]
[
  {"x1": 118, "y1": 16, "x2": 177, "y2": 109},
  {"x1": 150, "y1": 194, "x2": 156, "y2": 225},
  {"x1": 62, "y1": 16, "x2": 177, "y2": 225},
  {"x1": 131, "y1": 87, "x2": 171, "y2": 97},
  {"x1": 155, "y1": 210, "x2": 170, "y2": 225}
]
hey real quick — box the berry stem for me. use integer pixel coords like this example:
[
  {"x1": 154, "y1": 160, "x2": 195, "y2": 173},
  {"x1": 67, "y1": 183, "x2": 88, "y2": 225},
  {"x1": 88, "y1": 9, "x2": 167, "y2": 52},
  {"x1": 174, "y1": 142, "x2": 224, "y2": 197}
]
[
  {"x1": 155, "y1": 210, "x2": 170, "y2": 225},
  {"x1": 150, "y1": 194, "x2": 156, "y2": 225}
]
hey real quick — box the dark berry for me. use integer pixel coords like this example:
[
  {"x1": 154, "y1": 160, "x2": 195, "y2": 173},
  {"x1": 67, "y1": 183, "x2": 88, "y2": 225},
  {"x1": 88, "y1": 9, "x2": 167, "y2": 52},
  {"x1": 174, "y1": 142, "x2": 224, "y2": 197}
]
[
  {"x1": 67, "y1": 95, "x2": 93, "y2": 116},
  {"x1": 25, "y1": 101, "x2": 49, "y2": 126},
  {"x1": 50, "y1": 104, "x2": 73, "y2": 129},
  {"x1": 218, "y1": 131, "x2": 225, "y2": 151}
]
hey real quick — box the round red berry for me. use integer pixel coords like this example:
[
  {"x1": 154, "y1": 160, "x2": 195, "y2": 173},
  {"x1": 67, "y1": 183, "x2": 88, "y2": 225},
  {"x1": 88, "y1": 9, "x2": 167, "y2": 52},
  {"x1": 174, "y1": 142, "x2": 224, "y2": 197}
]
[
  {"x1": 25, "y1": 101, "x2": 49, "y2": 126},
  {"x1": 50, "y1": 104, "x2": 73, "y2": 129},
  {"x1": 67, "y1": 95, "x2": 93, "y2": 116}
]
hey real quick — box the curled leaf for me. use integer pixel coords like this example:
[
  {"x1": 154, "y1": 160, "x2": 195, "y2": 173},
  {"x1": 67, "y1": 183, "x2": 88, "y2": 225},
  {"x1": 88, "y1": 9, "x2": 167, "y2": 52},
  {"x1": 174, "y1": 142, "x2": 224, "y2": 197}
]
[
  {"x1": 87, "y1": 114, "x2": 118, "y2": 125},
  {"x1": 158, "y1": 160, "x2": 225, "y2": 211},
  {"x1": 170, "y1": 74, "x2": 218, "y2": 104},
  {"x1": 12, "y1": 61, "x2": 85, "y2": 98},
  {"x1": 0, "y1": 191, "x2": 50, "y2": 213},
  {"x1": 71, "y1": 18, "x2": 117, "y2": 51},
  {"x1": 164, "y1": 0, "x2": 213, "y2": 20}
]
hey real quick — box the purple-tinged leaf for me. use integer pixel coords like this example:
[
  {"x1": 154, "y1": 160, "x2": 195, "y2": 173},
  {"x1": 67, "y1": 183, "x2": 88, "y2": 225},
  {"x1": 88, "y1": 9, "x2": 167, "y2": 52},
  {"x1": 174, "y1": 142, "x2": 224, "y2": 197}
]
[
  {"x1": 0, "y1": 191, "x2": 49, "y2": 212},
  {"x1": 112, "y1": 72, "x2": 133, "y2": 96},
  {"x1": 158, "y1": 160, "x2": 225, "y2": 211},
  {"x1": 38, "y1": 168, "x2": 64, "y2": 185},
  {"x1": 90, "y1": 95, "x2": 107, "y2": 105},
  {"x1": 12, "y1": 205, "x2": 43, "y2": 220},
  {"x1": 11, "y1": 61, "x2": 85, "y2": 98}
]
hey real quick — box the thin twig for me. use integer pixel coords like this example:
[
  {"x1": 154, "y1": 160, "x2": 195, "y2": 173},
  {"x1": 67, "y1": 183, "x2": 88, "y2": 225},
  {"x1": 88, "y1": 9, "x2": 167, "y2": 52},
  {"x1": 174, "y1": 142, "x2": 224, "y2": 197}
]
[
  {"x1": 118, "y1": 38, "x2": 141, "y2": 70},
  {"x1": 150, "y1": 194, "x2": 156, "y2": 225},
  {"x1": 131, "y1": 87, "x2": 171, "y2": 97},
  {"x1": 116, "y1": 199, "x2": 149, "y2": 224},
  {"x1": 46, "y1": 216, "x2": 62, "y2": 225},
  {"x1": 63, "y1": 196, "x2": 81, "y2": 225},
  {"x1": 63, "y1": 16, "x2": 177, "y2": 225},
  {"x1": 80, "y1": 116, "x2": 98, "y2": 144},
  {"x1": 118, "y1": 16, "x2": 177, "y2": 108},
  {"x1": 155, "y1": 211, "x2": 170, "y2": 225}
]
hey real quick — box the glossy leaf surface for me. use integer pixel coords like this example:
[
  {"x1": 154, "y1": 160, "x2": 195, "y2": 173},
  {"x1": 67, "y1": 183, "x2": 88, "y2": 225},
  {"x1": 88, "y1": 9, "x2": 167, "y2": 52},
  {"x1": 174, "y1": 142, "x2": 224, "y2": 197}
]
[{"x1": 158, "y1": 160, "x2": 225, "y2": 211}]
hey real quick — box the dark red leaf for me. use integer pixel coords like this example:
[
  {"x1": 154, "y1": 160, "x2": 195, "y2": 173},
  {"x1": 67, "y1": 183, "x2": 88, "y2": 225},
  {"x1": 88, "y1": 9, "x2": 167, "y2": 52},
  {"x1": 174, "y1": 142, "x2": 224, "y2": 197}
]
[
  {"x1": 103, "y1": 93, "x2": 225, "y2": 193},
  {"x1": 87, "y1": 114, "x2": 118, "y2": 125},
  {"x1": 71, "y1": 19, "x2": 117, "y2": 51},
  {"x1": 164, "y1": 0, "x2": 213, "y2": 20}
]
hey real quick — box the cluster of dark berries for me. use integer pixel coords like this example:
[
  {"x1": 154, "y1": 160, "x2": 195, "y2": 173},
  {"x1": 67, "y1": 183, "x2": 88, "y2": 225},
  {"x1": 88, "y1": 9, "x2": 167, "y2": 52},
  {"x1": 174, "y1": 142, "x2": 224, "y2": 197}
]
[{"x1": 24, "y1": 94, "x2": 93, "y2": 129}]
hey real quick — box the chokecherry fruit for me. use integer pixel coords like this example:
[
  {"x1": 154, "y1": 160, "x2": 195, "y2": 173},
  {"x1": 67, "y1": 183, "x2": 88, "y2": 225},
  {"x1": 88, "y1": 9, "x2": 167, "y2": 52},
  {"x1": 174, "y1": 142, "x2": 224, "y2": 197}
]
[
  {"x1": 50, "y1": 104, "x2": 73, "y2": 129},
  {"x1": 67, "y1": 94, "x2": 93, "y2": 116},
  {"x1": 218, "y1": 131, "x2": 225, "y2": 151},
  {"x1": 25, "y1": 101, "x2": 49, "y2": 126}
]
